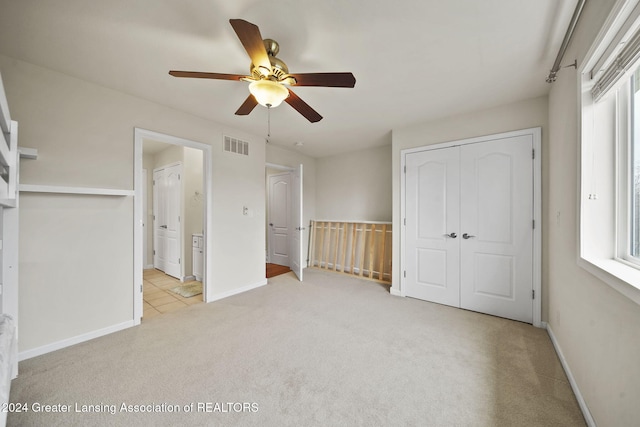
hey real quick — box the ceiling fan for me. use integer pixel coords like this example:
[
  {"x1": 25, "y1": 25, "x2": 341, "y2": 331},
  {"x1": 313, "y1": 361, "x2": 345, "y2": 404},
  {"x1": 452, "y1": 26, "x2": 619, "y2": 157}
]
[{"x1": 169, "y1": 19, "x2": 356, "y2": 123}]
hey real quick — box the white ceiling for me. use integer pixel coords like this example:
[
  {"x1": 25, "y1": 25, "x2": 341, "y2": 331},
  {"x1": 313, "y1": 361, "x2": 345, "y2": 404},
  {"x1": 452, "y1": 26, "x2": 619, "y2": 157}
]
[{"x1": 0, "y1": 0, "x2": 577, "y2": 158}]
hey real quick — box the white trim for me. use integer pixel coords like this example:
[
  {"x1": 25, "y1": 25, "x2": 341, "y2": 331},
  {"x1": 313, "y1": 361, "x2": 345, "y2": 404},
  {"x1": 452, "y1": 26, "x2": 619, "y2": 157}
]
[
  {"x1": 19, "y1": 184, "x2": 134, "y2": 196},
  {"x1": 18, "y1": 320, "x2": 135, "y2": 361},
  {"x1": 400, "y1": 127, "x2": 537, "y2": 155},
  {"x1": 577, "y1": 1, "x2": 640, "y2": 305},
  {"x1": 265, "y1": 162, "x2": 295, "y2": 171},
  {"x1": 0, "y1": 73, "x2": 11, "y2": 139},
  {"x1": 390, "y1": 287, "x2": 403, "y2": 297},
  {"x1": 134, "y1": 128, "x2": 213, "y2": 324},
  {"x1": 1, "y1": 205, "x2": 19, "y2": 378},
  {"x1": 546, "y1": 324, "x2": 596, "y2": 427},
  {"x1": 396, "y1": 150, "x2": 407, "y2": 298},
  {"x1": 399, "y1": 127, "x2": 543, "y2": 326},
  {"x1": 142, "y1": 168, "x2": 148, "y2": 269},
  {"x1": 578, "y1": 258, "x2": 640, "y2": 304},
  {"x1": 206, "y1": 279, "x2": 268, "y2": 303},
  {"x1": 134, "y1": 136, "x2": 143, "y2": 326},
  {"x1": 532, "y1": 128, "x2": 543, "y2": 327}
]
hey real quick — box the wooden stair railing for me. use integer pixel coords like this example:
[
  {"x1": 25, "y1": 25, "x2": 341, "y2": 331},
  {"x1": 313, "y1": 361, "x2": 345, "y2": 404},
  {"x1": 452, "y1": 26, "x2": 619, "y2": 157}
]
[{"x1": 308, "y1": 220, "x2": 391, "y2": 283}]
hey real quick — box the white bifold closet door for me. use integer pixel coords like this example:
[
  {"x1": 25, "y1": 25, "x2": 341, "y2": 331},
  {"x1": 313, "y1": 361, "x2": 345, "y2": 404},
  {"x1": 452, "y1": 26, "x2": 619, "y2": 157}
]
[{"x1": 405, "y1": 135, "x2": 534, "y2": 323}]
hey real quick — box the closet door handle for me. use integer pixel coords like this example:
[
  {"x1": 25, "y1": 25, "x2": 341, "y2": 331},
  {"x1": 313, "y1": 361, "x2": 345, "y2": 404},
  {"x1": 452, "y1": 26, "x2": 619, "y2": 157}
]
[
  {"x1": 445, "y1": 232, "x2": 457, "y2": 239},
  {"x1": 160, "y1": 225, "x2": 168, "y2": 229},
  {"x1": 462, "y1": 233, "x2": 476, "y2": 239}
]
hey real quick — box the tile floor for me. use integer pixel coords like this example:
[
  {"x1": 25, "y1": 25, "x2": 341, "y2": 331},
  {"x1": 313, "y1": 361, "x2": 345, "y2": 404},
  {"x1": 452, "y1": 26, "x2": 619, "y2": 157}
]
[{"x1": 143, "y1": 269, "x2": 203, "y2": 320}]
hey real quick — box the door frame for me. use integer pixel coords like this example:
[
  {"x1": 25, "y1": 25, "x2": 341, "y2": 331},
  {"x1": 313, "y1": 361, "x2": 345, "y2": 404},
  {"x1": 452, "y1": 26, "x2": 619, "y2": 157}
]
[
  {"x1": 142, "y1": 168, "x2": 149, "y2": 269},
  {"x1": 399, "y1": 127, "x2": 542, "y2": 327},
  {"x1": 134, "y1": 128, "x2": 213, "y2": 325},
  {"x1": 266, "y1": 162, "x2": 304, "y2": 281},
  {"x1": 266, "y1": 163, "x2": 294, "y2": 266},
  {"x1": 267, "y1": 171, "x2": 292, "y2": 266}
]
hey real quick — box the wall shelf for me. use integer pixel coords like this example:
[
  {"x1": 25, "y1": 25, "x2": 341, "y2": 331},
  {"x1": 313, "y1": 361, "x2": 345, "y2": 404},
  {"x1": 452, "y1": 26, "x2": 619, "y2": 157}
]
[
  {"x1": 19, "y1": 184, "x2": 134, "y2": 197},
  {"x1": 18, "y1": 147, "x2": 38, "y2": 159}
]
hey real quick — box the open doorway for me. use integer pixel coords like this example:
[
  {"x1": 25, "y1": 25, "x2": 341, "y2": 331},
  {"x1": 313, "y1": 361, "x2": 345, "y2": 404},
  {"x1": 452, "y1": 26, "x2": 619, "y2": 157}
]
[
  {"x1": 265, "y1": 163, "x2": 303, "y2": 281},
  {"x1": 134, "y1": 129, "x2": 213, "y2": 324}
]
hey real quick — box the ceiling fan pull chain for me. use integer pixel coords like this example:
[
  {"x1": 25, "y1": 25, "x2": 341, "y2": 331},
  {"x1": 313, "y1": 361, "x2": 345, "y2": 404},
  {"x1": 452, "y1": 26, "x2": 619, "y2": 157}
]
[{"x1": 267, "y1": 105, "x2": 271, "y2": 143}]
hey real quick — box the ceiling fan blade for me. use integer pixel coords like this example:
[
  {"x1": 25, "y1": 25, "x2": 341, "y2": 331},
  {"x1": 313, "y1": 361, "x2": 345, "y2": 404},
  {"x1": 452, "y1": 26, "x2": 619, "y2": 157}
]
[
  {"x1": 285, "y1": 89, "x2": 323, "y2": 123},
  {"x1": 229, "y1": 19, "x2": 272, "y2": 75},
  {"x1": 169, "y1": 71, "x2": 247, "y2": 81},
  {"x1": 235, "y1": 94, "x2": 258, "y2": 116},
  {"x1": 289, "y1": 72, "x2": 356, "y2": 88}
]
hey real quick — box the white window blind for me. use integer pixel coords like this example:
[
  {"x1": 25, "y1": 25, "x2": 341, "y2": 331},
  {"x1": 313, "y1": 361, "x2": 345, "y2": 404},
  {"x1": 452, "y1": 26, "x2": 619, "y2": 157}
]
[{"x1": 592, "y1": 4, "x2": 640, "y2": 101}]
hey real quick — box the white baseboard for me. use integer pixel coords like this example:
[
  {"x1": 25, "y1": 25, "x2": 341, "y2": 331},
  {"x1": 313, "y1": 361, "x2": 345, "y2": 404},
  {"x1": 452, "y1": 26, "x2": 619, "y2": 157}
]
[
  {"x1": 144, "y1": 264, "x2": 154, "y2": 270},
  {"x1": 545, "y1": 324, "x2": 596, "y2": 427},
  {"x1": 390, "y1": 287, "x2": 403, "y2": 297},
  {"x1": 206, "y1": 279, "x2": 268, "y2": 303},
  {"x1": 182, "y1": 275, "x2": 195, "y2": 282},
  {"x1": 533, "y1": 322, "x2": 549, "y2": 330},
  {"x1": 18, "y1": 320, "x2": 135, "y2": 362}
]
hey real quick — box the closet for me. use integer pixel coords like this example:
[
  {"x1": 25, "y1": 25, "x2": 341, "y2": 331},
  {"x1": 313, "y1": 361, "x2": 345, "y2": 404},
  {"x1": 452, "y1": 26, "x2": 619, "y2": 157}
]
[{"x1": 403, "y1": 129, "x2": 540, "y2": 323}]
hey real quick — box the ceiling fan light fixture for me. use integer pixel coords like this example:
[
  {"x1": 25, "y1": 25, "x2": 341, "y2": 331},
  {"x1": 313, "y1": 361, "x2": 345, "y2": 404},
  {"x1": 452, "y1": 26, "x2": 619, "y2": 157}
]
[{"x1": 249, "y1": 79, "x2": 289, "y2": 108}]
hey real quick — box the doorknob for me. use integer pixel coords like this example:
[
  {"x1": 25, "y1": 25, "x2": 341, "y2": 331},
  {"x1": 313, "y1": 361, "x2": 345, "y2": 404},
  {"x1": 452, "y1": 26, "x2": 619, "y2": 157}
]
[
  {"x1": 462, "y1": 233, "x2": 476, "y2": 239},
  {"x1": 160, "y1": 225, "x2": 168, "y2": 229},
  {"x1": 445, "y1": 232, "x2": 457, "y2": 238},
  {"x1": 269, "y1": 223, "x2": 273, "y2": 226}
]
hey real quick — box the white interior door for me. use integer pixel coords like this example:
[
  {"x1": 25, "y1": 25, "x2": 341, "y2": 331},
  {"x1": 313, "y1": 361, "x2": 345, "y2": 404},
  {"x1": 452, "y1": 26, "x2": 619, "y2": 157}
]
[
  {"x1": 404, "y1": 135, "x2": 534, "y2": 323},
  {"x1": 290, "y1": 164, "x2": 304, "y2": 281},
  {"x1": 405, "y1": 147, "x2": 460, "y2": 306},
  {"x1": 163, "y1": 164, "x2": 182, "y2": 279},
  {"x1": 268, "y1": 172, "x2": 291, "y2": 267},
  {"x1": 153, "y1": 163, "x2": 182, "y2": 279},
  {"x1": 142, "y1": 169, "x2": 148, "y2": 268},
  {"x1": 153, "y1": 169, "x2": 166, "y2": 271},
  {"x1": 459, "y1": 137, "x2": 533, "y2": 323}
]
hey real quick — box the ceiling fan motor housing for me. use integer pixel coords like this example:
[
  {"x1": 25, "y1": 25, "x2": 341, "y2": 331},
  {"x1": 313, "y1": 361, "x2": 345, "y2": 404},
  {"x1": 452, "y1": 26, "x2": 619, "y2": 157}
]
[{"x1": 249, "y1": 39, "x2": 294, "y2": 83}]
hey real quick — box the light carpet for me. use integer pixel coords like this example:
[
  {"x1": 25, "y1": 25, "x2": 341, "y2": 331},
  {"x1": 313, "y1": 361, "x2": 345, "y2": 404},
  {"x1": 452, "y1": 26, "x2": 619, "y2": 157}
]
[{"x1": 8, "y1": 269, "x2": 584, "y2": 426}]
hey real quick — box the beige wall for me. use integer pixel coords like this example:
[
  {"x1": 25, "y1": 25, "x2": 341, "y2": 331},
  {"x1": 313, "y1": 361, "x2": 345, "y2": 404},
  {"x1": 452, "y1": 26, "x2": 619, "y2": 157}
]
[
  {"x1": 3, "y1": 55, "x2": 266, "y2": 355},
  {"x1": 546, "y1": 0, "x2": 640, "y2": 425},
  {"x1": 316, "y1": 144, "x2": 392, "y2": 222}
]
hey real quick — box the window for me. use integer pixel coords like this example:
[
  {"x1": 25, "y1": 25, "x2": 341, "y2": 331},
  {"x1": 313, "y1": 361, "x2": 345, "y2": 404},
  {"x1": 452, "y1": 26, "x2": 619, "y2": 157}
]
[
  {"x1": 579, "y1": 0, "x2": 640, "y2": 299},
  {"x1": 616, "y1": 66, "x2": 640, "y2": 266},
  {"x1": 631, "y1": 69, "x2": 640, "y2": 259}
]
